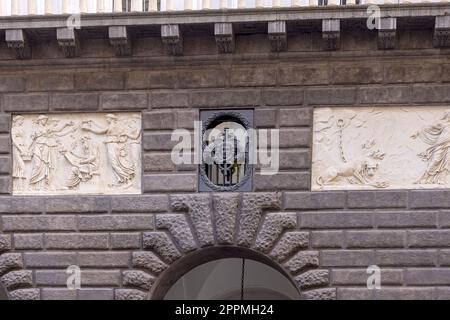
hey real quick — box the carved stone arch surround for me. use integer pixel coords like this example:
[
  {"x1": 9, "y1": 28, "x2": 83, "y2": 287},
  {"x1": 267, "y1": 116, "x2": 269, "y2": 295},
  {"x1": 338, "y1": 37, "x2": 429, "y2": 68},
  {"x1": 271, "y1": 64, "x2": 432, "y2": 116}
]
[
  {"x1": 0, "y1": 235, "x2": 40, "y2": 300},
  {"x1": 115, "y1": 192, "x2": 336, "y2": 300}
]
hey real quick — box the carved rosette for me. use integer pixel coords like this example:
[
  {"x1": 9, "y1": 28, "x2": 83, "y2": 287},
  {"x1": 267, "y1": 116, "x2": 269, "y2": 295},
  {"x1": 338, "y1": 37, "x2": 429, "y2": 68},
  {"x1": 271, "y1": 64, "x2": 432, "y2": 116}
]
[
  {"x1": 0, "y1": 235, "x2": 40, "y2": 300},
  {"x1": 115, "y1": 193, "x2": 336, "y2": 300}
]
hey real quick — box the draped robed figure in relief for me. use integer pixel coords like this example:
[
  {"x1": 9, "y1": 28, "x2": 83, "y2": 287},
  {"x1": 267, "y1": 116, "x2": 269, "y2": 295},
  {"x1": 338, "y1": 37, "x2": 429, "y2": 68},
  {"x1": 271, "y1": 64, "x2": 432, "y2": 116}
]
[{"x1": 411, "y1": 111, "x2": 450, "y2": 185}]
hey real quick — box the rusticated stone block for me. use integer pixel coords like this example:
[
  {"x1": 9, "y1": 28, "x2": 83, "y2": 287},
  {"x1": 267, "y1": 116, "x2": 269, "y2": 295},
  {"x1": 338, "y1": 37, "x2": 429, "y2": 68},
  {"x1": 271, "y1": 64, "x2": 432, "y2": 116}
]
[
  {"x1": 254, "y1": 213, "x2": 297, "y2": 254},
  {"x1": 143, "y1": 174, "x2": 197, "y2": 193},
  {"x1": 44, "y1": 233, "x2": 109, "y2": 249},
  {"x1": 375, "y1": 211, "x2": 437, "y2": 228},
  {"x1": 262, "y1": 88, "x2": 304, "y2": 106},
  {"x1": 142, "y1": 232, "x2": 182, "y2": 264},
  {"x1": 143, "y1": 111, "x2": 175, "y2": 130},
  {"x1": 332, "y1": 269, "x2": 403, "y2": 286},
  {"x1": 1, "y1": 270, "x2": 33, "y2": 290},
  {"x1": 75, "y1": 72, "x2": 125, "y2": 91},
  {"x1": 78, "y1": 252, "x2": 131, "y2": 268},
  {"x1": 305, "y1": 87, "x2": 356, "y2": 105},
  {"x1": 110, "y1": 233, "x2": 141, "y2": 249},
  {"x1": 358, "y1": 86, "x2": 411, "y2": 104},
  {"x1": 279, "y1": 108, "x2": 312, "y2": 127},
  {"x1": 170, "y1": 194, "x2": 214, "y2": 247},
  {"x1": 311, "y1": 231, "x2": 344, "y2": 249},
  {"x1": 303, "y1": 288, "x2": 336, "y2": 300},
  {"x1": 299, "y1": 211, "x2": 372, "y2": 229},
  {"x1": 283, "y1": 251, "x2": 319, "y2": 274},
  {"x1": 150, "y1": 91, "x2": 189, "y2": 108},
  {"x1": 270, "y1": 232, "x2": 309, "y2": 262},
  {"x1": 0, "y1": 253, "x2": 23, "y2": 276},
  {"x1": 0, "y1": 75, "x2": 25, "y2": 92},
  {"x1": 4, "y1": 94, "x2": 49, "y2": 112},
  {"x1": 0, "y1": 136, "x2": 10, "y2": 154},
  {"x1": 279, "y1": 128, "x2": 311, "y2": 148},
  {"x1": 321, "y1": 250, "x2": 374, "y2": 267},
  {"x1": 295, "y1": 269, "x2": 329, "y2": 290},
  {"x1": 9, "y1": 288, "x2": 40, "y2": 300},
  {"x1": 123, "y1": 270, "x2": 155, "y2": 290},
  {"x1": 14, "y1": 234, "x2": 44, "y2": 250},
  {"x1": 346, "y1": 230, "x2": 405, "y2": 248},
  {"x1": 143, "y1": 132, "x2": 177, "y2": 151},
  {"x1": 155, "y1": 214, "x2": 197, "y2": 252},
  {"x1": 410, "y1": 190, "x2": 450, "y2": 209},
  {"x1": 111, "y1": 195, "x2": 168, "y2": 212},
  {"x1": 42, "y1": 289, "x2": 77, "y2": 300},
  {"x1": 284, "y1": 192, "x2": 346, "y2": 210},
  {"x1": 190, "y1": 89, "x2": 261, "y2": 108},
  {"x1": 45, "y1": 196, "x2": 110, "y2": 213},
  {"x1": 213, "y1": 193, "x2": 239, "y2": 245},
  {"x1": 0, "y1": 235, "x2": 12, "y2": 253},
  {"x1": 412, "y1": 85, "x2": 450, "y2": 103},
  {"x1": 26, "y1": 73, "x2": 74, "y2": 91},
  {"x1": 51, "y1": 93, "x2": 99, "y2": 111},
  {"x1": 0, "y1": 176, "x2": 11, "y2": 195},
  {"x1": 132, "y1": 252, "x2": 168, "y2": 275},
  {"x1": 24, "y1": 252, "x2": 77, "y2": 268},
  {"x1": 2, "y1": 215, "x2": 77, "y2": 232},
  {"x1": 254, "y1": 172, "x2": 310, "y2": 191},
  {"x1": 347, "y1": 191, "x2": 407, "y2": 209},
  {"x1": 78, "y1": 215, "x2": 154, "y2": 231},
  {"x1": 0, "y1": 156, "x2": 11, "y2": 174},
  {"x1": 78, "y1": 289, "x2": 114, "y2": 300},
  {"x1": 331, "y1": 65, "x2": 383, "y2": 85},
  {"x1": 278, "y1": 65, "x2": 328, "y2": 86},
  {"x1": 374, "y1": 288, "x2": 436, "y2": 300},
  {"x1": 237, "y1": 193, "x2": 281, "y2": 247},
  {"x1": 408, "y1": 230, "x2": 450, "y2": 248},
  {"x1": 143, "y1": 153, "x2": 176, "y2": 172},
  {"x1": 101, "y1": 92, "x2": 148, "y2": 110},
  {"x1": 115, "y1": 289, "x2": 147, "y2": 300},
  {"x1": 0, "y1": 114, "x2": 11, "y2": 133},
  {"x1": 254, "y1": 109, "x2": 277, "y2": 128}
]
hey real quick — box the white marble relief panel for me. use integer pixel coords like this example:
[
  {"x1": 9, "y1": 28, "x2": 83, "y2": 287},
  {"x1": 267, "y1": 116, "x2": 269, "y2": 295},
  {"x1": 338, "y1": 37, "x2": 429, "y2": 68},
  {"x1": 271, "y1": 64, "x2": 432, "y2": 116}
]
[
  {"x1": 312, "y1": 107, "x2": 450, "y2": 191},
  {"x1": 12, "y1": 112, "x2": 141, "y2": 195}
]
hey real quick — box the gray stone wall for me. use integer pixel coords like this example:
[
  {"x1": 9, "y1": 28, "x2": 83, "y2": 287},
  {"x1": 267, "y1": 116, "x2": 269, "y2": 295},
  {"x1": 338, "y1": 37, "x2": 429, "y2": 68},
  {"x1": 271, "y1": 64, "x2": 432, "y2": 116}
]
[{"x1": 1, "y1": 20, "x2": 450, "y2": 300}]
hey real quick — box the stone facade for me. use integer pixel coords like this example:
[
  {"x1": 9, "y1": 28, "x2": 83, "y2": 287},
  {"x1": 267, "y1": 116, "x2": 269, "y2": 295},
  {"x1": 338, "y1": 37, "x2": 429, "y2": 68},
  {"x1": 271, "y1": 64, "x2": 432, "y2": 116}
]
[{"x1": 1, "y1": 5, "x2": 450, "y2": 300}]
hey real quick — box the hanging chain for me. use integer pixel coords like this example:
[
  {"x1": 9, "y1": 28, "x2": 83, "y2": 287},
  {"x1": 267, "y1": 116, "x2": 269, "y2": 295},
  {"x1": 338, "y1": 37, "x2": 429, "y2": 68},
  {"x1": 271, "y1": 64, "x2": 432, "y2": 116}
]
[
  {"x1": 241, "y1": 258, "x2": 246, "y2": 301},
  {"x1": 337, "y1": 119, "x2": 347, "y2": 163}
]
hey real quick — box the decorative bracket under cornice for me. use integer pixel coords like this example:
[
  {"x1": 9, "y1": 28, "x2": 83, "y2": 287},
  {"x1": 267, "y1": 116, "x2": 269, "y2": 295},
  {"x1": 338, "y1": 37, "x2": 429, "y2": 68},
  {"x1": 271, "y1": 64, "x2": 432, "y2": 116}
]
[
  {"x1": 109, "y1": 26, "x2": 132, "y2": 57},
  {"x1": 378, "y1": 17, "x2": 397, "y2": 50},
  {"x1": 57, "y1": 27, "x2": 80, "y2": 58},
  {"x1": 215, "y1": 23, "x2": 235, "y2": 54},
  {"x1": 5, "y1": 29, "x2": 31, "y2": 60},
  {"x1": 161, "y1": 24, "x2": 183, "y2": 56},
  {"x1": 322, "y1": 19, "x2": 340, "y2": 51},
  {"x1": 434, "y1": 15, "x2": 450, "y2": 47},
  {"x1": 268, "y1": 21, "x2": 287, "y2": 52}
]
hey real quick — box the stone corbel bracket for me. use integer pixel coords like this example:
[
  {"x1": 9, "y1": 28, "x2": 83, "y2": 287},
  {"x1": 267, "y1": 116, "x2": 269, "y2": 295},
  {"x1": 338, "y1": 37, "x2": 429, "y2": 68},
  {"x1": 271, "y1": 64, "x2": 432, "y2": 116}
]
[
  {"x1": 322, "y1": 19, "x2": 340, "y2": 51},
  {"x1": 215, "y1": 23, "x2": 235, "y2": 54},
  {"x1": 268, "y1": 21, "x2": 287, "y2": 52},
  {"x1": 378, "y1": 17, "x2": 397, "y2": 50},
  {"x1": 434, "y1": 15, "x2": 450, "y2": 48},
  {"x1": 57, "y1": 27, "x2": 80, "y2": 58},
  {"x1": 109, "y1": 26, "x2": 132, "y2": 57},
  {"x1": 5, "y1": 29, "x2": 31, "y2": 60},
  {"x1": 161, "y1": 24, "x2": 183, "y2": 56}
]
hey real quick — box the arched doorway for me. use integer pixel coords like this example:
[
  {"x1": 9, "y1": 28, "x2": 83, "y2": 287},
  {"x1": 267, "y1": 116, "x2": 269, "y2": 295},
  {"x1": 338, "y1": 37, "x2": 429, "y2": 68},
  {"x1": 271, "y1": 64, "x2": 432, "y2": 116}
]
[{"x1": 149, "y1": 246, "x2": 301, "y2": 300}]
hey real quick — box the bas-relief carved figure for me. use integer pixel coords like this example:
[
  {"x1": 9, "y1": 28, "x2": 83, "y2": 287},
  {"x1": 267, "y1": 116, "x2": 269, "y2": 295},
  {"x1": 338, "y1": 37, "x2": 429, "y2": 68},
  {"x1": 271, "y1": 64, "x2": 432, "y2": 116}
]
[
  {"x1": 12, "y1": 113, "x2": 142, "y2": 195},
  {"x1": 312, "y1": 107, "x2": 450, "y2": 191}
]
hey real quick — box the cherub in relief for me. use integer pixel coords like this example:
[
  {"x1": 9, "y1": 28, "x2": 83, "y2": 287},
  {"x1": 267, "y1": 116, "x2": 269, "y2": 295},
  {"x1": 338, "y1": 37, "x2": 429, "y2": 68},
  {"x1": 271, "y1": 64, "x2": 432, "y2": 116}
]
[
  {"x1": 411, "y1": 110, "x2": 450, "y2": 184},
  {"x1": 81, "y1": 114, "x2": 139, "y2": 187}
]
